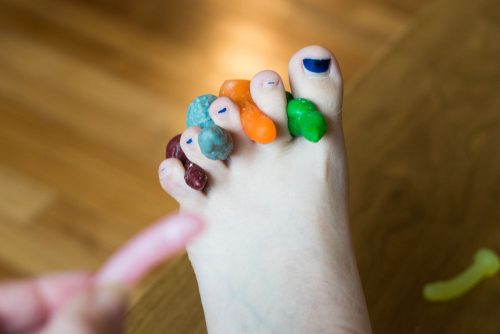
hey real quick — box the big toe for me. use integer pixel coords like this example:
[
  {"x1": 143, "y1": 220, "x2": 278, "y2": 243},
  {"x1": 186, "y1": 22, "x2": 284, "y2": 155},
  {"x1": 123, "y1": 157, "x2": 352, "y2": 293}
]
[{"x1": 288, "y1": 45, "x2": 343, "y2": 125}]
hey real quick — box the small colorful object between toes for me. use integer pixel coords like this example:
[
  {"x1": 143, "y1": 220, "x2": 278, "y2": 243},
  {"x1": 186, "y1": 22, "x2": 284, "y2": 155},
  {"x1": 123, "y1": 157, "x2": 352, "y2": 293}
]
[
  {"x1": 219, "y1": 80, "x2": 277, "y2": 144},
  {"x1": 286, "y1": 92, "x2": 327, "y2": 143},
  {"x1": 187, "y1": 94, "x2": 234, "y2": 160},
  {"x1": 166, "y1": 134, "x2": 208, "y2": 191}
]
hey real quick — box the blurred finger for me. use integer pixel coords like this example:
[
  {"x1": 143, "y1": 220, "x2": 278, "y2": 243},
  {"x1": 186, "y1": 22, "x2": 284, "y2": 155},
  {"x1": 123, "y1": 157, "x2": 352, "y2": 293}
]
[
  {"x1": 41, "y1": 285, "x2": 128, "y2": 334},
  {"x1": 0, "y1": 272, "x2": 91, "y2": 334},
  {"x1": 95, "y1": 213, "x2": 204, "y2": 287}
]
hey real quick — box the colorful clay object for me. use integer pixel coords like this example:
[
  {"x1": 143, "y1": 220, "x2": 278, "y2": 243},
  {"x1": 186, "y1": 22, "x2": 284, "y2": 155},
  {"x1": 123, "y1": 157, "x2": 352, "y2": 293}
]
[
  {"x1": 186, "y1": 94, "x2": 234, "y2": 161},
  {"x1": 287, "y1": 95, "x2": 327, "y2": 143},
  {"x1": 186, "y1": 94, "x2": 217, "y2": 128},
  {"x1": 166, "y1": 134, "x2": 187, "y2": 164},
  {"x1": 199, "y1": 124, "x2": 234, "y2": 160},
  {"x1": 219, "y1": 80, "x2": 277, "y2": 144},
  {"x1": 423, "y1": 248, "x2": 500, "y2": 302},
  {"x1": 166, "y1": 134, "x2": 208, "y2": 191},
  {"x1": 184, "y1": 162, "x2": 208, "y2": 191}
]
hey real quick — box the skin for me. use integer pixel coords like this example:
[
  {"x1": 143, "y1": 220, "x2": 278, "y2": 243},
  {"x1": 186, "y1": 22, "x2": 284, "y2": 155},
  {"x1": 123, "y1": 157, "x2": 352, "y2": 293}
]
[
  {"x1": 159, "y1": 45, "x2": 372, "y2": 334},
  {"x1": 0, "y1": 214, "x2": 203, "y2": 334},
  {"x1": 0, "y1": 272, "x2": 126, "y2": 334}
]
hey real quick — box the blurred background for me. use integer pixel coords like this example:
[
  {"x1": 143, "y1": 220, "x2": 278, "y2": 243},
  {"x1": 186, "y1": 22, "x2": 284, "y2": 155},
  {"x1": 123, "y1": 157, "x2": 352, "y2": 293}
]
[
  {"x1": 0, "y1": 0, "x2": 427, "y2": 282},
  {"x1": 1, "y1": 0, "x2": 499, "y2": 333},
  {"x1": 0, "y1": 0, "x2": 428, "y2": 276}
]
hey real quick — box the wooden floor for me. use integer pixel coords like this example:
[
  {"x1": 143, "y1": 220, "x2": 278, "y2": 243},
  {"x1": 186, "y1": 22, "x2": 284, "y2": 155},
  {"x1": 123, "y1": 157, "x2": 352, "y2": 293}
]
[
  {"x1": 0, "y1": 0, "x2": 435, "y2": 331},
  {"x1": 0, "y1": 0, "x2": 429, "y2": 280}
]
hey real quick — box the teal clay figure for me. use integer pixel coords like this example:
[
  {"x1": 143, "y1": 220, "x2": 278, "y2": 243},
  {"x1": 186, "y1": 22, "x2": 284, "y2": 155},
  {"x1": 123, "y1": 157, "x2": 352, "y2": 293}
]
[
  {"x1": 186, "y1": 94, "x2": 233, "y2": 160},
  {"x1": 286, "y1": 93, "x2": 327, "y2": 143},
  {"x1": 199, "y1": 124, "x2": 234, "y2": 160},
  {"x1": 423, "y1": 248, "x2": 500, "y2": 302},
  {"x1": 186, "y1": 94, "x2": 217, "y2": 128}
]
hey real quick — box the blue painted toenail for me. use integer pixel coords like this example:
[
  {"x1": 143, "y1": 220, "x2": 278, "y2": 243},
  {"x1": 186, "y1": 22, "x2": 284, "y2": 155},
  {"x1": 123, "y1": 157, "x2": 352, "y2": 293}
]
[
  {"x1": 303, "y1": 58, "x2": 331, "y2": 73},
  {"x1": 186, "y1": 138, "x2": 193, "y2": 144},
  {"x1": 218, "y1": 107, "x2": 227, "y2": 114}
]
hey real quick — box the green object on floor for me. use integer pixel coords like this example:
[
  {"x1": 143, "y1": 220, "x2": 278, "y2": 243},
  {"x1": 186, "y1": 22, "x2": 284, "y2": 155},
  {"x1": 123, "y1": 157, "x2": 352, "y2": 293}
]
[
  {"x1": 423, "y1": 248, "x2": 500, "y2": 302},
  {"x1": 286, "y1": 94, "x2": 327, "y2": 143}
]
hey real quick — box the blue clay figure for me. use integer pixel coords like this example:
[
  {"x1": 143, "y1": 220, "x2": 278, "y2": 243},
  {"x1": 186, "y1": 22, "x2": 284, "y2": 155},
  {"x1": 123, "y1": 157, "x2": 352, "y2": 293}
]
[
  {"x1": 199, "y1": 124, "x2": 234, "y2": 160},
  {"x1": 186, "y1": 94, "x2": 217, "y2": 128},
  {"x1": 186, "y1": 94, "x2": 233, "y2": 160}
]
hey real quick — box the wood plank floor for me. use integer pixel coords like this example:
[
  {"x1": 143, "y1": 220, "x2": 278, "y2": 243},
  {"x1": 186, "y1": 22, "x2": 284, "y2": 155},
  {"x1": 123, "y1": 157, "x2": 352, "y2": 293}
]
[{"x1": 0, "y1": 0, "x2": 432, "y2": 331}]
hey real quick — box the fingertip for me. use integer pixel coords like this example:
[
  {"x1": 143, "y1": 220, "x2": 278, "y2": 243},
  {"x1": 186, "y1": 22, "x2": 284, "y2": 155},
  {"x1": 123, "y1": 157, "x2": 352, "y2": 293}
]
[{"x1": 41, "y1": 285, "x2": 127, "y2": 334}]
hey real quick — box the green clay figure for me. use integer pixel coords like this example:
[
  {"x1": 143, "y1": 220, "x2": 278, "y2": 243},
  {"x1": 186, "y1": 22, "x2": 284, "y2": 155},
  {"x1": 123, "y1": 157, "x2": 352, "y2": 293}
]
[
  {"x1": 286, "y1": 92, "x2": 327, "y2": 143},
  {"x1": 423, "y1": 248, "x2": 500, "y2": 302}
]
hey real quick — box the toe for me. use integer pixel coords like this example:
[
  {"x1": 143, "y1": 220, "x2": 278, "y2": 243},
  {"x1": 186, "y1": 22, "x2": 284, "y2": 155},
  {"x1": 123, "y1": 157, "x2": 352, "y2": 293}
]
[
  {"x1": 208, "y1": 96, "x2": 253, "y2": 154},
  {"x1": 208, "y1": 97, "x2": 245, "y2": 138},
  {"x1": 288, "y1": 45, "x2": 343, "y2": 126},
  {"x1": 180, "y1": 127, "x2": 227, "y2": 181},
  {"x1": 250, "y1": 70, "x2": 291, "y2": 143},
  {"x1": 158, "y1": 158, "x2": 203, "y2": 203}
]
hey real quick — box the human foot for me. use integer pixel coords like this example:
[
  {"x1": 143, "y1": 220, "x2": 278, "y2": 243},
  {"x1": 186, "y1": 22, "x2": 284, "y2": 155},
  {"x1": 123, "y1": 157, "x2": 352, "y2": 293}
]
[{"x1": 159, "y1": 45, "x2": 371, "y2": 334}]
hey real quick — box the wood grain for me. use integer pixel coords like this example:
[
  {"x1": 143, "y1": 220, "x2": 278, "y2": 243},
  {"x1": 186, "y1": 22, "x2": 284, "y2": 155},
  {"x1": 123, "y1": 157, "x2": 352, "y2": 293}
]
[
  {"x1": 129, "y1": 0, "x2": 500, "y2": 332},
  {"x1": 0, "y1": 0, "x2": 440, "y2": 332},
  {"x1": 345, "y1": 0, "x2": 500, "y2": 332}
]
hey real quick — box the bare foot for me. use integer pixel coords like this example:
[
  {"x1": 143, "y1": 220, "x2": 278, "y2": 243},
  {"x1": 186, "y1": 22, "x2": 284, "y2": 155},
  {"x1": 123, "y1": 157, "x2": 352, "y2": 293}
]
[{"x1": 159, "y1": 45, "x2": 371, "y2": 334}]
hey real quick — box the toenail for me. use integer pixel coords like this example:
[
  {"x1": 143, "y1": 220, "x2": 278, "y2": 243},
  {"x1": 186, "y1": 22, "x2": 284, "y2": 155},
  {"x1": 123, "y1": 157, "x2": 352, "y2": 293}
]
[
  {"x1": 186, "y1": 138, "x2": 193, "y2": 144},
  {"x1": 303, "y1": 58, "x2": 331, "y2": 74},
  {"x1": 262, "y1": 80, "x2": 278, "y2": 89},
  {"x1": 159, "y1": 166, "x2": 168, "y2": 178},
  {"x1": 217, "y1": 107, "x2": 227, "y2": 114}
]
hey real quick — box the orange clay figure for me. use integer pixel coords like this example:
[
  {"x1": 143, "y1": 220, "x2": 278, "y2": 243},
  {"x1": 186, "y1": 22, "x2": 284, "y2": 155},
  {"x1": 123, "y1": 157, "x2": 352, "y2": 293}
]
[{"x1": 220, "y1": 80, "x2": 277, "y2": 144}]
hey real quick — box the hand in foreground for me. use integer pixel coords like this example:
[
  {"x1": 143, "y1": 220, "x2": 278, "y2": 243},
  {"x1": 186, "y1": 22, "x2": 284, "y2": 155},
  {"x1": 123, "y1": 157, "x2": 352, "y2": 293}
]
[{"x1": 0, "y1": 214, "x2": 204, "y2": 334}]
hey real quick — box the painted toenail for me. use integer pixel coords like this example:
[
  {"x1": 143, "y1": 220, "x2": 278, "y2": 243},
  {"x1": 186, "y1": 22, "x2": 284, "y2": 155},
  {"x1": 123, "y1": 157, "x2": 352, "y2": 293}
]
[
  {"x1": 262, "y1": 80, "x2": 278, "y2": 89},
  {"x1": 217, "y1": 107, "x2": 227, "y2": 114},
  {"x1": 186, "y1": 138, "x2": 193, "y2": 144},
  {"x1": 303, "y1": 58, "x2": 331, "y2": 74}
]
